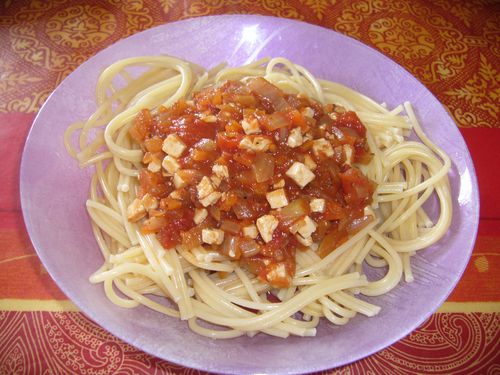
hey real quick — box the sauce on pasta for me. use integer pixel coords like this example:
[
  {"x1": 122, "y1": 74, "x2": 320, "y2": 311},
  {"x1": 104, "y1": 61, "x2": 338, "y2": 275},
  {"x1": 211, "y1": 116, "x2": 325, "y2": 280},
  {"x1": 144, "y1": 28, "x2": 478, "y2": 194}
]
[{"x1": 127, "y1": 78, "x2": 376, "y2": 288}]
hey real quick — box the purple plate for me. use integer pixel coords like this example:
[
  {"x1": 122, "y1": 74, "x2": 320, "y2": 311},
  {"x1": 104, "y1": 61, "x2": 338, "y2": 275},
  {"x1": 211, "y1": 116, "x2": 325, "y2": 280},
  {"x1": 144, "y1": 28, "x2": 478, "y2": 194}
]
[{"x1": 20, "y1": 15, "x2": 479, "y2": 374}]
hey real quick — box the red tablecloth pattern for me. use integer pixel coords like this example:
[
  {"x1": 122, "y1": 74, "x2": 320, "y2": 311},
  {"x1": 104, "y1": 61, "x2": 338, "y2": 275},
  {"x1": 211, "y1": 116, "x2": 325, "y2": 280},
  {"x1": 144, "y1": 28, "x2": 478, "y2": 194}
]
[{"x1": 0, "y1": 0, "x2": 499, "y2": 373}]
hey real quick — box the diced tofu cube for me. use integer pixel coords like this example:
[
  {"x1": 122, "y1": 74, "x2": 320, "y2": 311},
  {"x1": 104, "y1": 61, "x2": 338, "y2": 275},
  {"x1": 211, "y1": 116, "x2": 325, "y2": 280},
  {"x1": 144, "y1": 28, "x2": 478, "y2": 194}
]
[
  {"x1": 256, "y1": 215, "x2": 279, "y2": 243},
  {"x1": 343, "y1": 144, "x2": 353, "y2": 165},
  {"x1": 141, "y1": 194, "x2": 158, "y2": 210},
  {"x1": 303, "y1": 132, "x2": 313, "y2": 142},
  {"x1": 199, "y1": 191, "x2": 221, "y2": 207},
  {"x1": 162, "y1": 155, "x2": 180, "y2": 175},
  {"x1": 201, "y1": 114, "x2": 217, "y2": 123},
  {"x1": 297, "y1": 216, "x2": 317, "y2": 238},
  {"x1": 295, "y1": 234, "x2": 313, "y2": 246},
  {"x1": 242, "y1": 224, "x2": 258, "y2": 239},
  {"x1": 266, "y1": 263, "x2": 288, "y2": 283},
  {"x1": 273, "y1": 179, "x2": 285, "y2": 189},
  {"x1": 310, "y1": 198, "x2": 325, "y2": 213},
  {"x1": 286, "y1": 162, "x2": 315, "y2": 188},
  {"x1": 197, "y1": 176, "x2": 214, "y2": 199},
  {"x1": 287, "y1": 127, "x2": 303, "y2": 148},
  {"x1": 162, "y1": 134, "x2": 186, "y2": 157},
  {"x1": 241, "y1": 118, "x2": 261, "y2": 134},
  {"x1": 266, "y1": 188, "x2": 289, "y2": 209},
  {"x1": 142, "y1": 152, "x2": 153, "y2": 164},
  {"x1": 303, "y1": 154, "x2": 317, "y2": 170},
  {"x1": 202, "y1": 228, "x2": 224, "y2": 245},
  {"x1": 147, "y1": 159, "x2": 161, "y2": 173},
  {"x1": 169, "y1": 190, "x2": 182, "y2": 200},
  {"x1": 127, "y1": 198, "x2": 146, "y2": 222},
  {"x1": 212, "y1": 164, "x2": 229, "y2": 179},
  {"x1": 312, "y1": 138, "x2": 334, "y2": 158},
  {"x1": 210, "y1": 175, "x2": 222, "y2": 188},
  {"x1": 194, "y1": 208, "x2": 208, "y2": 224},
  {"x1": 301, "y1": 107, "x2": 315, "y2": 118},
  {"x1": 173, "y1": 172, "x2": 187, "y2": 189},
  {"x1": 239, "y1": 136, "x2": 273, "y2": 152}
]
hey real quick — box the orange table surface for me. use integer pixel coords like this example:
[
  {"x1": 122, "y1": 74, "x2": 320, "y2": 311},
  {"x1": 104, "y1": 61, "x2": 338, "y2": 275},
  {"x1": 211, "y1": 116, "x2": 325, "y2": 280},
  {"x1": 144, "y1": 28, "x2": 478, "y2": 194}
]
[{"x1": 0, "y1": 1, "x2": 499, "y2": 373}]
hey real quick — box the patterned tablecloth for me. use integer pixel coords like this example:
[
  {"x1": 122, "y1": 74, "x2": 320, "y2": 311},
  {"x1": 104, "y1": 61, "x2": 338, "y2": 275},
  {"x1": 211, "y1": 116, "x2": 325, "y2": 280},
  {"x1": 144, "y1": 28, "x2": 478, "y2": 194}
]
[{"x1": 1, "y1": 1, "x2": 499, "y2": 373}]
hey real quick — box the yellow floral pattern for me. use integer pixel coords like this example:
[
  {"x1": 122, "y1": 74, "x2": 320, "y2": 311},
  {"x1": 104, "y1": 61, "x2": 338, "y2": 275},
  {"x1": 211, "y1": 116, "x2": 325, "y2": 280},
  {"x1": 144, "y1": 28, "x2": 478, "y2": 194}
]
[
  {"x1": 368, "y1": 17, "x2": 435, "y2": 60},
  {"x1": 0, "y1": 0, "x2": 497, "y2": 129},
  {"x1": 0, "y1": 0, "x2": 155, "y2": 113},
  {"x1": 298, "y1": 0, "x2": 336, "y2": 20},
  {"x1": 181, "y1": 0, "x2": 303, "y2": 20},
  {"x1": 445, "y1": 54, "x2": 499, "y2": 127},
  {"x1": 0, "y1": 311, "x2": 497, "y2": 374},
  {"x1": 45, "y1": 5, "x2": 116, "y2": 49}
]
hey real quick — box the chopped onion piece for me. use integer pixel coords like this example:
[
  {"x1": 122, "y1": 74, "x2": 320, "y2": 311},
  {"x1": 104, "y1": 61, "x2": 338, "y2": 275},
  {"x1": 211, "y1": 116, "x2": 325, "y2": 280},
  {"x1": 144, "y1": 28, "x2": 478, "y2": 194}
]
[
  {"x1": 220, "y1": 220, "x2": 241, "y2": 234},
  {"x1": 248, "y1": 77, "x2": 289, "y2": 111},
  {"x1": 252, "y1": 153, "x2": 275, "y2": 183},
  {"x1": 346, "y1": 215, "x2": 373, "y2": 234},
  {"x1": 240, "y1": 239, "x2": 261, "y2": 258}
]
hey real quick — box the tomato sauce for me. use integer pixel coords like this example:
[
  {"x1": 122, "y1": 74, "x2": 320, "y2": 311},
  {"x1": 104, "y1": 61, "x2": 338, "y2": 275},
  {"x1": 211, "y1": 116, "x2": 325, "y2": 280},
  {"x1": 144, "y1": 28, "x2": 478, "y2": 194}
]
[{"x1": 128, "y1": 78, "x2": 376, "y2": 287}]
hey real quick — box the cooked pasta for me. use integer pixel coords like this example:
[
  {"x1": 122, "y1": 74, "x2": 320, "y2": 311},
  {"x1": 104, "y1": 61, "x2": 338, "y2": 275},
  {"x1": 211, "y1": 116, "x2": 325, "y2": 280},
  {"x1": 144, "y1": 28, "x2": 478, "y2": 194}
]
[{"x1": 64, "y1": 56, "x2": 452, "y2": 338}]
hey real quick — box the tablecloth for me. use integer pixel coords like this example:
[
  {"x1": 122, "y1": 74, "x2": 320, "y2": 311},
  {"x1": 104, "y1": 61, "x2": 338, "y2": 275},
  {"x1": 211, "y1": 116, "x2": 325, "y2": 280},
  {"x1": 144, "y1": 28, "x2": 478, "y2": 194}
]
[{"x1": 0, "y1": 0, "x2": 499, "y2": 373}]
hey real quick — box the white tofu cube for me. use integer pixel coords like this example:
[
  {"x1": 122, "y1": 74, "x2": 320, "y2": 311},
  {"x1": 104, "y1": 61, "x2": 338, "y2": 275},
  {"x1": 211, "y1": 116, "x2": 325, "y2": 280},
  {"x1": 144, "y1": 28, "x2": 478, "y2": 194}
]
[
  {"x1": 301, "y1": 107, "x2": 315, "y2": 118},
  {"x1": 147, "y1": 159, "x2": 161, "y2": 173},
  {"x1": 312, "y1": 138, "x2": 334, "y2": 158},
  {"x1": 266, "y1": 188, "x2": 289, "y2": 209},
  {"x1": 197, "y1": 176, "x2": 214, "y2": 199},
  {"x1": 202, "y1": 228, "x2": 224, "y2": 245},
  {"x1": 285, "y1": 162, "x2": 315, "y2": 188},
  {"x1": 127, "y1": 198, "x2": 146, "y2": 222},
  {"x1": 256, "y1": 215, "x2": 279, "y2": 243},
  {"x1": 295, "y1": 234, "x2": 313, "y2": 246},
  {"x1": 303, "y1": 154, "x2": 317, "y2": 170},
  {"x1": 273, "y1": 179, "x2": 285, "y2": 189},
  {"x1": 169, "y1": 190, "x2": 182, "y2": 200},
  {"x1": 241, "y1": 118, "x2": 261, "y2": 135},
  {"x1": 343, "y1": 144, "x2": 353, "y2": 165},
  {"x1": 266, "y1": 263, "x2": 288, "y2": 283},
  {"x1": 201, "y1": 114, "x2": 217, "y2": 123},
  {"x1": 199, "y1": 191, "x2": 221, "y2": 207},
  {"x1": 212, "y1": 164, "x2": 229, "y2": 179},
  {"x1": 242, "y1": 224, "x2": 258, "y2": 239},
  {"x1": 297, "y1": 216, "x2": 317, "y2": 238},
  {"x1": 173, "y1": 172, "x2": 187, "y2": 189},
  {"x1": 310, "y1": 198, "x2": 325, "y2": 213},
  {"x1": 287, "y1": 127, "x2": 303, "y2": 148},
  {"x1": 210, "y1": 175, "x2": 222, "y2": 188},
  {"x1": 162, "y1": 134, "x2": 186, "y2": 158},
  {"x1": 162, "y1": 155, "x2": 180, "y2": 175},
  {"x1": 194, "y1": 208, "x2": 208, "y2": 224},
  {"x1": 141, "y1": 194, "x2": 158, "y2": 210},
  {"x1": 239, "y1": 136, "x2": 272, "y2": 152},
  {"x1": 303, "y1": 132, "x2": 313, "y2": 142}
]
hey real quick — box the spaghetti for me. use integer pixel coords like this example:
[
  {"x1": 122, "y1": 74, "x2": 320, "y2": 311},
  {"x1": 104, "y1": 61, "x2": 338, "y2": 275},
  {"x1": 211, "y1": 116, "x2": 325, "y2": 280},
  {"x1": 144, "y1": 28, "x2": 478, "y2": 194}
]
[{"x1": 64, "y1": 56, "x2": 452, "y2": 338}]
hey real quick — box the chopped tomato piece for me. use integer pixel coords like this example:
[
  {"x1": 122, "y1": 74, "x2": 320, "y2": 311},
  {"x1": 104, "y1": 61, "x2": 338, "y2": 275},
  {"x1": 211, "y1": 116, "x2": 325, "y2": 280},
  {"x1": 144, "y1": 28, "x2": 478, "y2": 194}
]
[
  {"x1": 216, "y1": 132, "x2": 243, "y2": 152},
  {"x1": 130, "y1": 109, "x2": 153, "y2": 142},
  {"x1": 337, "y1": 111, "x2": 366, "y2": 137}
]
